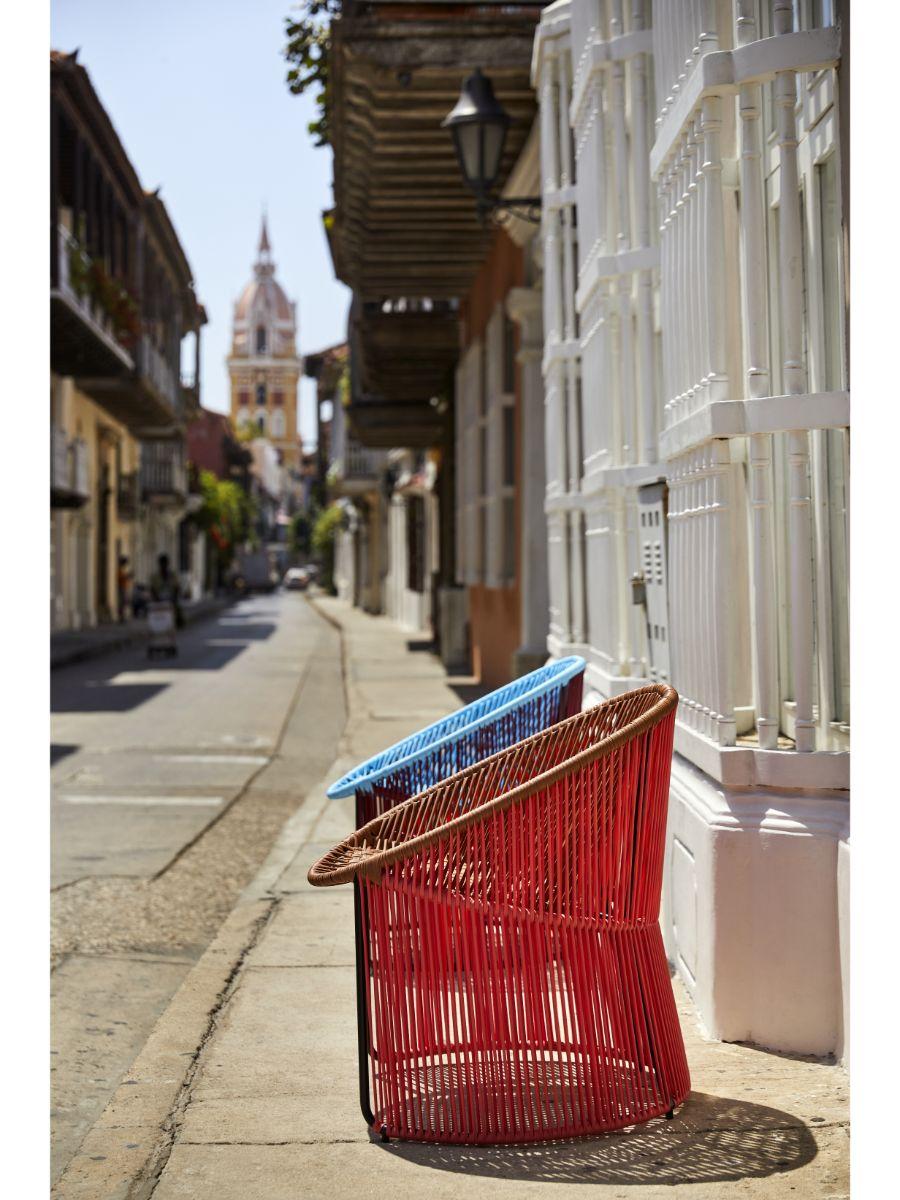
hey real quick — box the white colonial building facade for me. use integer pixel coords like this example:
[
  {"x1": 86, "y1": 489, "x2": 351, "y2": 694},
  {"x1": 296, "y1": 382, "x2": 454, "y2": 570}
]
[{"x1": 534, "y1": 0, "x2": 848, "y2": 1058}]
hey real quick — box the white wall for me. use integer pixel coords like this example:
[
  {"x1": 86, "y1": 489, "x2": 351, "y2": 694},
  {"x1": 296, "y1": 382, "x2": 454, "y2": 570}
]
[
  {"x1": 385, "y1": 489, "x2": 435, "y2": 633},
  {"x1": 535, "y1": 0, "x2": 849, "y2": 1055}
]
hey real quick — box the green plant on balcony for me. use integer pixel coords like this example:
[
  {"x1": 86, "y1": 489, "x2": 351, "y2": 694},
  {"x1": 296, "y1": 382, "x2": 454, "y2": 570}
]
[
  {"x1": 67, "y1": 228, "x2": 140, "y2": 347},
  {"x1": 67, "y1": 234, "x2": 92, "y2": 298}
]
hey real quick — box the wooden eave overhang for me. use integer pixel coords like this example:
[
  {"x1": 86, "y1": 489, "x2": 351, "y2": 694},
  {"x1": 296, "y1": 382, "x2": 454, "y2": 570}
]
[
  {"x1": 328, "y1": 3, "x2": 543, "y2": 445},
  {"x1": 51, "y1": 52, "x2": 145, "y2": 211},
  {"x1": 143, "y1": 190, "x2": 204, "y2": 325}
]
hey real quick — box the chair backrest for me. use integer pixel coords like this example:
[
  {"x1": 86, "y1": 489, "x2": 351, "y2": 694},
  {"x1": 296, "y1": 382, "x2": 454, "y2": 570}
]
[
  {"x1": 310, "y1": 683, "x2": 678, "y2": 929},
  {"x1": 326, "y1": 655, "x2": 585, "y2": 801}
]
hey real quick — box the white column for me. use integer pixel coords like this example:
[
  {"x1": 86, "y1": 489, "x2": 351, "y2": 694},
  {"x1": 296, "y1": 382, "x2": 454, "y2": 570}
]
[
  {"x1": 540, "y1": 52, "x2": 564, "y2": 351},
  {"x1": 748, "y1": 435, "x2": 780, "y2": 747},
  {"x1": 736, "y1": 2, "x2": 779, "y2": 748},
  {"x1": 700, "y1": 96, "x2": 729, "y2": 401},
  {"x1": 569, "y1": 508, "x2": 586, "y2": 645},
  {"x1": 508, "y1": 286, "x2": 550, "y2": 665},
  {"x1": 775, "y1": 60, "x2": 815, "y2": 752},
  {"x1": 630, "y1": 0, "x2": 656, "y2": 464},
  {"x1": 687, "y1": 118, "x2": 703, "y2": 412},
  {"x1": 660, "y1": 166, "x2": 676, "y2": 425},
  {"x1": 787, "y1": 430, "x2": 816, "y2": 751}
]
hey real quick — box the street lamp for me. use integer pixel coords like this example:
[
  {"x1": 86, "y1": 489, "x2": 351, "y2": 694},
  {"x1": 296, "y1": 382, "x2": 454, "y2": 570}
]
[{"x1": 442, "y1": 68, "x2": 541, "y2": 224}]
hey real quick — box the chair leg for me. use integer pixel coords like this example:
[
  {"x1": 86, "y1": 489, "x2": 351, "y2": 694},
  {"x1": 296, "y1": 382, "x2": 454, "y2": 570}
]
[{"x1": 354, "y1": 879, "x2": 376, "y2": 1131}]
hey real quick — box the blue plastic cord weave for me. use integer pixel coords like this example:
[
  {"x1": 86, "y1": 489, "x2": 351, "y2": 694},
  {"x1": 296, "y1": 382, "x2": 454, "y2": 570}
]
[{"x1": 327, "y1": 655, "x2": 586, "y2": 803}]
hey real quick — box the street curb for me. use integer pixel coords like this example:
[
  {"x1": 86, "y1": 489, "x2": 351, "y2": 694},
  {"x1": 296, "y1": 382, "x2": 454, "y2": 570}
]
[
  {"x1": 50, "y1": 596, "x2": 235, "y2": 670},
  {"x1": 51, "y1": 600, "x2": 351, "y2": 1200}
]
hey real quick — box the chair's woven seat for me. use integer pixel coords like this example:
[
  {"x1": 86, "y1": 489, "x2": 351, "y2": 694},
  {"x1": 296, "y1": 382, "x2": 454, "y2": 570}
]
[
  {"x1": 326, "y1": 656, "x2": 585, "y2": 827},
  {"x1": 310, "y1": 683, "x2": 690, "y2": 1144}
]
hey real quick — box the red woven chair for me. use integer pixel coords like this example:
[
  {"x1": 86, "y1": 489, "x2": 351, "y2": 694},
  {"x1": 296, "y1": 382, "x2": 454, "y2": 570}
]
[{"x1": 309, "y1": 684, "x2": 689, "y2": 1144}]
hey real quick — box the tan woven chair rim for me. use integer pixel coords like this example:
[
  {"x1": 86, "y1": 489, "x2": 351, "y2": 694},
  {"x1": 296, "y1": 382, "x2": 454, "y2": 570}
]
[{"x1": 308, "y1": 682, "x2": 678, "y2": 888}]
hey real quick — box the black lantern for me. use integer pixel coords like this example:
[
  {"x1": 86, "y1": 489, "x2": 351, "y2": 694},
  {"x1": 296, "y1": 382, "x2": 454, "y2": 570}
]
[
  {"x1": 443, "y1": 68, "x2": 541, "y2": 224},
  {"x1": 443, "y1": 68, "x2": 510, "y2": 210}
]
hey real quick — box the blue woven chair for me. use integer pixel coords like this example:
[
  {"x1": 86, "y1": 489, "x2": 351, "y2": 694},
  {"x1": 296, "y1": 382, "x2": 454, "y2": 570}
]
[{"x1": 327, "y1": 655, "x2": 586, "y2": 828}]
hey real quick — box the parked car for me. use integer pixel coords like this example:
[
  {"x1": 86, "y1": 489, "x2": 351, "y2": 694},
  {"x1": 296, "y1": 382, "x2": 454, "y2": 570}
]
[{"x1": 283, "y1": 567, "x2": 310, "y2": 592}]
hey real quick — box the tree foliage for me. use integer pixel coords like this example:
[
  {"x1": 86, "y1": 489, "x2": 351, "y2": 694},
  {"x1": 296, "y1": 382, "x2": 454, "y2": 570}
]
[
  {"x1": 289, "y1": 507, "x2": 316, "y2": 557},
  {"x1": 195, "y1": 470, "x2": 255, "y2": 571},
  {"x1": 312, "y1": 502, "x2": 344, "y2": 593},
  {"x1": 284, "y1": 2, "x2": 342, "y2": 148}
]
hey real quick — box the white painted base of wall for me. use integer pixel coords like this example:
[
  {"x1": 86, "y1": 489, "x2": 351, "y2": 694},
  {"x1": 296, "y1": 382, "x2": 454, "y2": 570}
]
[
  {"x1": 837, "y1": 836, "x2": 850, "y2": 1066},
  {"x1": 661, "y1": 753, "x2": 849, "y2": 1058},
  {"x1": 334, "y1": 530, "x2": 355, "y2": 604}
]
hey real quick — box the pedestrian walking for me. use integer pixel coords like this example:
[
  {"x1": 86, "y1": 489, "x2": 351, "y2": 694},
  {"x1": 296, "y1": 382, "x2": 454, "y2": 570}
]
[
  {"x1": 150, "y1": 553, "x2": 184, "y2": 626},
  {"x1": 116, "y1": 555, "x2": 131, "y2": 623},
  {"x1": 147, "y1": 553, "x2": 183, "y2": 659}
]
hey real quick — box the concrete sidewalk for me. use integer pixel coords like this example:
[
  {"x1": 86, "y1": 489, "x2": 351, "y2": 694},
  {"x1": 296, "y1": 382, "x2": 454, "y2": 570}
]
[
  {"x1": 50, "y1": 594, "x2": 234, "y2": 669},
  {"x1": 53, "y1": 598, "x2": 848, "y2": 1200}
]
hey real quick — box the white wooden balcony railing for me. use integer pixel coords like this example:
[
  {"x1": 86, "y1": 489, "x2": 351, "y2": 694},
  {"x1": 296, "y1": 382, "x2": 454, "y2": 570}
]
[
  {"x1": 534, "y1": 2, "x2": 848, "y2": 790},
  {"x1": 653, "y1": 0, "x2": 720, "y2": 131},
  {"x1": 138, "y1": 336, "x2": 180, "y2": 416},
  {"x1": 53, "y1": 225, "x2": 133, "y2": 368},
  {"x1": 654, "y1": 7, "x2": 848, "y2": 783},
  {"x1": 343, "y1": 441, "x2": 384, "y2": 480}
]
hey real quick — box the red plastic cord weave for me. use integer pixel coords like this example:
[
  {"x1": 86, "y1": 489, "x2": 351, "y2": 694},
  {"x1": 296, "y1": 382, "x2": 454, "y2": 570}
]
[{"x1": 313, "y1": 686, "x2": 689, "y2": 1143}]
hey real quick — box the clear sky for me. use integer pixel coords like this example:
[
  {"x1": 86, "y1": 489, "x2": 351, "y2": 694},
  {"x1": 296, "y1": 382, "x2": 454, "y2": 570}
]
[{"x1": 50, "y1": 0, "x2": 350, "y2": 447}]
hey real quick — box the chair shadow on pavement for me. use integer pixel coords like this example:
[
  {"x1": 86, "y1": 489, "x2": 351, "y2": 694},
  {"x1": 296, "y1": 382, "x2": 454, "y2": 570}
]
[{"x1": 378, "y1": 1093, "x2": 818, "y2": 1186}]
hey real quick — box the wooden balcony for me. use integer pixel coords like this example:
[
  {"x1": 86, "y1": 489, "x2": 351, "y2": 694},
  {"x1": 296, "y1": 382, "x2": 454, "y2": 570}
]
[
  {"x1": 50, "y1": 225, "x2": 135, "y2": 381},
  {"x1": 327, "y1": 3, "x2": 540, "y2": 448},
  {"x1": 51, "y1": 56, "x2": 205, "y2": 434},
  {"x1": 78, "y1": 334, "x2": 186, "y2": 433}
]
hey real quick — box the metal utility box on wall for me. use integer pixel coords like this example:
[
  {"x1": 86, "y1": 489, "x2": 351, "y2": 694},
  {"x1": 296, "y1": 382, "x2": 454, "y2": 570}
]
[{"x1": 637, "y1": 482, "x2": 670, "y2": 684}]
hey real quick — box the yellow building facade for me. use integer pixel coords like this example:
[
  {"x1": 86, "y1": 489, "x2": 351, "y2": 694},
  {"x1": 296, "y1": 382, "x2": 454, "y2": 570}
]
[
  {"x1": 51, "y1": 376, "x2": 141, "y2": 629},
  {"x1": 227, "y1": 219, "x2": 302, "y2": 469}
]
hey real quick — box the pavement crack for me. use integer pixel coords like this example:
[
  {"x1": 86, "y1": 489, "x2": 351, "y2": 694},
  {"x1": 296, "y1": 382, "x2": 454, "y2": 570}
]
[
  {"x1": 52, "y1": 874, "x2": 136, "y2": 893},
  {"x1": 128, "y1": 896, "x2": 281, "y2": 1200},
  {"x1": 147, "y1": 654, "x2": 317, "y2": 884}
]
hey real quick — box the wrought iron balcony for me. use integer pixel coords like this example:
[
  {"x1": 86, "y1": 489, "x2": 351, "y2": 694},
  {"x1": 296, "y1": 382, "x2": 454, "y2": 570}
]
[{"x1": 140, "y1": 441, "x2": 187, "y2": 503}]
